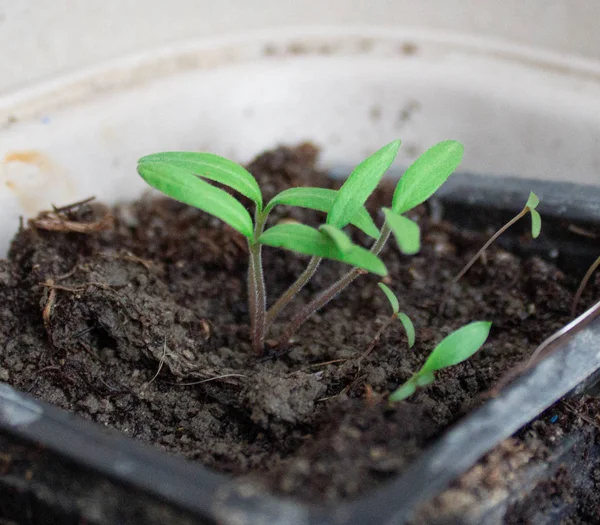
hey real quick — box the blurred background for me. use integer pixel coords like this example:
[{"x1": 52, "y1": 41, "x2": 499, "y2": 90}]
[{"x1": 1, "y1": 0, "x2": 599, "y2": 253}]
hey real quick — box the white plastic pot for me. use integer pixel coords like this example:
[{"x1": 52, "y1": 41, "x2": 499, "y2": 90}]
[{"x1": 1, "y1": 2, "x2": 600, "y2": 255}]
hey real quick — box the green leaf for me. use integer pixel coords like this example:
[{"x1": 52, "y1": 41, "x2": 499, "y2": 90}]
[
  {"x1": 383, "y1": 208, "x2": 421, "y2": 255},
  {"x1": 259, "y1": 223, "x2": 387, "y2": 276},
  {"x1": 415, "y1": 371, "x2": 435, "y2": 386},
  {"x1": 420, "y1": 321, "x2": 492, "y2": 374},
  {"x1": 266, "y1": 187, "x2": 379, "y2": 239},
  {"x1": 525, "y1": 191, "x2": 539, "y2": 210},
  {"x1": 378, "y1": 283, "x2": 399, "y2": 314},
  {"x1": 328, "y1": 140, "x2": 401, "y2": 229},
  {"x1": 137, "y1": 162, "x2": 254, "y2": 238},
  {"x1": 397, "y1": 312, "x2": 416, "y2": 348},
  {"x1": 319, "y1": 225, "x2": 353, "y2": 253},
  {"x1": 392, "y1": 140, "x2": 464, "y2": 214},
  {"x1": 530, "y1": 209, "x2": 542, "y2": 238},
  {"x1": 389, "y1": 380, "x2": 416, "y2": 402},
  {"x1": 138, "y1": 152, "x2": 263, "y2": 209}
]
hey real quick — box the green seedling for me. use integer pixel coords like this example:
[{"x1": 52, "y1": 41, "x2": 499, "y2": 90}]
[
  {"x1": 451, "y1": 192, "x2": 542, "y2": 285},
  {"x1": 359, "y1": 283, "x2": 415, "y2": 362},
  {"x1": 571, "y1": 255, "x2": 600, "y2": 316},
  {"x1": 137, "y1": 140, "x2": 464, "y2": 355},
  {"x1": 390, "y1": 321, "x2": 492, "y2": 401}
]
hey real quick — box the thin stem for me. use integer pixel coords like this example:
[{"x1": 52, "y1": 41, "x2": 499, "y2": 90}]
[
  {"x1": 451, "y1": 208, "x2": 528, "y2": 285},
  {"x1": 571, "y1": 255, "x2": 600, "y2": 317},
  {"x1": 277, "y1": 223, "x2": 392, "y2": 348},
  {"x1": 265, "y1": 256, "x2": 322, "y2": 329},
  {"x1": 358, "y1": 314, "x2": 396, "y2": 363},
  {"x1": 248, "y1": 211, "x2": 268, "y2": 355}
]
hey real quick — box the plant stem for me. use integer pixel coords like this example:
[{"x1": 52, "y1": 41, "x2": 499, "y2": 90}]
[
  {"x1": 248, "y1": 211, "x2": 268, "y2": 355},
  {"x1": 358, "y1": 314, "x2": 396, "y2": 362},
  {"x1": 265, "y1": 256, "x2": 322, "y2": 329},
  {"x1": 451, "y1": 208, "x2": 528, "y2": 285},
  {"x1": 277, "y1": 223, "x2": 392, "y2": 348},
  {"x1": 571, "y1": 255, "x2": 600, "y2": 317}
]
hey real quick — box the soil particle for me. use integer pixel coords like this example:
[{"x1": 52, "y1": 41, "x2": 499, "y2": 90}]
[{"x1": 0, "y1": 144, "x2": 599, "y2": 520}]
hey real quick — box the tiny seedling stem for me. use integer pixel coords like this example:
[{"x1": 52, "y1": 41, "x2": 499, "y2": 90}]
[
  {"x1": 266, "y1": 256, "x2": 322, "y2": 328},
  {"x1": 249, "y1": 211, "x2": 269, "y2": 355},
  {"x1": 572, "y1": 255, "x2": 600, "y2": 317},
  {"x1": 451, "y1": 208, "x2": 527, "y2": 285}
]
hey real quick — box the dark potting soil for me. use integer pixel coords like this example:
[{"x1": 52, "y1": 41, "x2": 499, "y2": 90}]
[{"x1": 0, "y1": 144, "x2": 599, "y2": 517}]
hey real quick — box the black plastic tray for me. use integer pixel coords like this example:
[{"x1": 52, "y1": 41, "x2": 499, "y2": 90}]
[{"x1": 1, "y1": 174, "x2": 599, "y2": 525}]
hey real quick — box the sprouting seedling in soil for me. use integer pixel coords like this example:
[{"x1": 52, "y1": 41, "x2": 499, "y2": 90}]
[
  {"x1": 389, "y1": 321, "x2": 492, "y2": 402},
  {"x1": 571, "y1": 255, "x2": 600, "y2": 317},
  {"x1": 451, "y1": 192, "x2": 542, "y2": 285},
  {"x1": 137, "y1": 139, "x2": 464, "y2": 355},
  {"x1": 360, "y1": 283, "x2": 415, "y2": 361}
]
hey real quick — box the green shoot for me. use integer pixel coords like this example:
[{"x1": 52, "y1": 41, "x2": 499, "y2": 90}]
[
  {"x1": 137, "y1": 139, "x2": 465, "y2": 355},
  {"x1": 571, "y1": 255, "x2": 600, "y2": 316},
  {"x1": 359, "y1": 283, "x2": 415, "y2": 361},
  {"x1": 451, "y1": 192, "x2": 542, "y2": 285},
  {"x1": 390, "y1": 321, "x2": 492, "y2": 401},
  {"x1": 277, "y1": 141, "x2": 463, "y2": 348}
]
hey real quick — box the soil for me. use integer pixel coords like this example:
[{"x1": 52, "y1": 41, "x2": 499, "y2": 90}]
[{"x1": 0, "y1": 144, "x2": 599, "y2": 521}]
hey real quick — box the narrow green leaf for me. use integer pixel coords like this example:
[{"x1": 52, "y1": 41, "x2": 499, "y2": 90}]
[
  {"x1": 259, "y1": 223, "x2": 387, "y2": 276},
  {"x1": 420, "y1": 321, "x2": 492, "y2": 374},
  {"x1": 392, "y1": 140, "x2": 464, "y2": 214},
  {"x1": 530, "y1": 209, "x2": 542, "y2": 238},
  {"x1": 266, "y1": 187, "x2": 379, "y2": 239},
  {"x1": 378, "y1": 283, "x2": 399, "y2": 314},
  {"x1": 525, "y1": 191, "x2": 539, "y2": 210},
  {"x1": 415, "y1": 371, "x2": 435, "y2": 387},
  {"x1": 397, "y1": 312, "x2": 416, "y2": 348},
  {"x1": 383, "y1": 208, "x2": 421, "y2": 255},
  {"x1": 319, "y1": 225, "x2": 353, "y2": 253},
  {"x1": 138, "y1": 152, "x2": 263, "y2": 209},
  {"x1": 137, "y1": 162, "x2": 254, "y2": 238},
  {"x1": 389, "y1": 380, "x2": 416, "y2": 402},
  {"x1": 328, "y1": 140, "x2": 401, "y2": 229}
]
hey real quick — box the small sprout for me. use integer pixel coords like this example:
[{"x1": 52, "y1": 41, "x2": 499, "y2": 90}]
[
  {"x1": 378, "y1": 283, "x2": 416, "y2": 348},
  {"x1": 451, "y1": 192, "x2": 542, "y2": 285},
  {"x1": 390, "y1": 321, "x2": 492, "y2": 402},
  {"x1": 360, "y1": 283, "x2": 415, "y2": 362},
  {"x1": 571, "y1": 255, "x2": 600, "y2": 317}
]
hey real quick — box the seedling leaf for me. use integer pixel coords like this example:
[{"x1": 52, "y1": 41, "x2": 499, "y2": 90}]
[
  {"x1": 378, "y1": 282, "x2": 399, "y2": 314},
  {"x1": 530, "y1": 209, "x2": 541, "y2": 238},
  {"x1": 397, "y1": 312, "x2": 416, "y2": 348},
  {"x1": 259, "y1": 223, "x2": 387, "y2": 276},
  {"x1": 383, "y1": 208, "x2": 421, "y2": 255},
  {"x1": 137, "y1": 161, "x2": 254, "y2": 238},
  {"x1": 420, "y1": 321, "x2": 491, "y2": 374},
  {"x1": 328, "y1": 140, "x2": 401, "y2": 229},
  {"x1": 392, "y1": 140, "x2": 464, "y2": 214},
  {"x1": 415, "y1": 371, "x2": 435, "y2": 387},
  {"x1": 266, "y1": 187, "x2": 379, "y2": 238},
  {"x1": 389, "y1": 381, "x2": 416, "y2": 402},
  {"x1": 319, "y1": 224, "x2": 354, "y2": 253},
  {"x1": 525, "y1": 191, "x2": 539, "y2": 210},
  {"x1": 138, "y1": 152, "x2": 263, "y2": 209}
]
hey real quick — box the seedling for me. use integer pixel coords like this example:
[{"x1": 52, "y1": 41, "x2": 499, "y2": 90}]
[
  {"x1": 390, "y1": 321, "x2": 492, "y2": 401},
  {"x1": 572, "y1": 255, "x2": 600, "y2": 316},
  {"x1": 451, "y1": 192, "x2": 542, "y2": 285},
  {"x1": 137, "y1": 140, "x2": 464, "y2": 355},
  {"x1": 360, "y1": 283, "x2": 415, "y2": 362}
]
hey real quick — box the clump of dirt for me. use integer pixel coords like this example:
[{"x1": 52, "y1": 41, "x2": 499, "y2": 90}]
[{"x1": 0, "y1": 144, "x2": 599, "y2": 515}]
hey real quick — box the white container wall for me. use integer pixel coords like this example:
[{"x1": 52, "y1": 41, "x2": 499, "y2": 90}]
[{"x1": 1, "y1": 1, "x2": 600, "y2": 255}]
